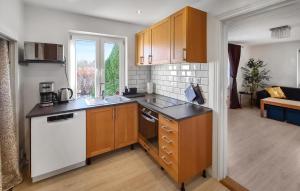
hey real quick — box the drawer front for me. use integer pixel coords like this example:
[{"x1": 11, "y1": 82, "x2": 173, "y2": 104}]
[
  {"x1": 159, "y1": 114, "x2": 178, "y2": 132},
  {"x1": 159, "y1": 140, "x2": 178, "y2": 163},
  {"x1": 160, "y1": 153, "x2": 178, "y2": 182},
  {"x1": 159, "y1": 114, "x2": 179, "y2": 181}
]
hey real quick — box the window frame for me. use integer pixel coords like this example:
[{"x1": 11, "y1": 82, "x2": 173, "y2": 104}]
[{"x1": 69, "y1": 33, "x2": 126, "y2": 98}]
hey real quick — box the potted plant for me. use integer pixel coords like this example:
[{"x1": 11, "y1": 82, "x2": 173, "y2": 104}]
[{"x1": 241, "y1": 58, "x2": 271, "y2": 94}]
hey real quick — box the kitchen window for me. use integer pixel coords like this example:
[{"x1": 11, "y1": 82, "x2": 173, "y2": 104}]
[{"x1": 70, "y1": 34, "x2": 126, "y2": 98}]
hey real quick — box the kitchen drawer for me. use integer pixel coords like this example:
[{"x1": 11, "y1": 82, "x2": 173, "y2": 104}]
[
  {"x1": 159, "y1": 142, "x2": 178, "y2": 163},
  {"x1": 160, "y1": 153, "x2": 178, "y2": 181},
  {"x1": 159, "y1": 125, "x2": 178, "y2": 142},
  {"x1": 159, "y1": 114, "x2": 178, "y2": 132}
]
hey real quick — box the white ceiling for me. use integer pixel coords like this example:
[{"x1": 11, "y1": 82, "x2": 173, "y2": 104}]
[
  {"x1": 228, "y1": 2, "x2": 300, "y2": 45},
  {"x1": 23, "y1": 0, "x2": 278, "y2": 25}
]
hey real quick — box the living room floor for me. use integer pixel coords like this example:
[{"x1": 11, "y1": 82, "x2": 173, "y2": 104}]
[{"x1": 228, "y1": 107, "x2": 300, "y2": 191}]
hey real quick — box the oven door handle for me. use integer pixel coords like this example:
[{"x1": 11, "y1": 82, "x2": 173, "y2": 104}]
[{"x1": 141, "y1": 113, "x2": 156, "y2": 123}]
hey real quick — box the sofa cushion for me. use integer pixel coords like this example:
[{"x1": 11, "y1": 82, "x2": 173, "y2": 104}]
[
  {"x1": 280, "y1": 87, "x2": 300, "y2": 101},
  {"x1": 265, "y1": 87, "x2": 286, "y2": 98},
  {"x1": 256, "y1": 86, "x2": 300, "y2": 107}
]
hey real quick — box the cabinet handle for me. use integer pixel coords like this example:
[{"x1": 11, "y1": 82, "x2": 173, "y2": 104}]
[
  {"x1": 183, "y1": 48, "x2": 186, "y2": 61},
  {"x1": 140, "y1": 56, "x2": 144, "y2": 64},
  {"x1": 148, "y1": 55, "x2": 152, "y2": 64},
  {"x1": 161, "y1": 146, "x2": 173, "y2": 155},
  {"x1": 113, "y1": 108, "x2": 116, "y2": 120},
  {"x1": 161, "y1": 125, "x2": 173, "y2": 133},
  {"x1": 161, "y1": 156, "x2": 172, "y2": 165},
  {"x1": 162, "y1": 136, "x2": 172, "y2": 144}
]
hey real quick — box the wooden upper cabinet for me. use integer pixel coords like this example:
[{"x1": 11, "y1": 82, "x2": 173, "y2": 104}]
[
  {"x1": 114, "y1": 103, "x2": 138, "y2": 149},
  {"x1": 135, "y1": 32, "x2": 144, "y2": 65},
  {"x1": 150, "y1": 17, "x2": 171, "y2": 65},
  {"x1": 136, "y1": 29, "x2": 151, "y2": 65},
  {"x1": 171, "y1": 8, "x2": 187, "y2": 63},
  {"x1": 171, "y1": 7, "x2": 207, "y2": 63},
  {"x1": 86, "y1": 107, "x2": 115, "y2": 158},
  {"x1": 135, "y1": 6, "x2": 207, "y2": 65}
]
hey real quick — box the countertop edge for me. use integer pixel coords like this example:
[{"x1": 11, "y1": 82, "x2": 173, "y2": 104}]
[{"x1": 26, "y1": 96, "x2": 213, "y2": 121}]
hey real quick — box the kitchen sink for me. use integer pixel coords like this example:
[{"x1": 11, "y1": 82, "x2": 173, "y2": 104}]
[
  {"x1": 85, "y1": 96, "x2": 131, "y2": 106},
  {"x1": 85, "y1": 98, "x2": 109, "y2": 106},
  {"x1": 104, "y1": 95, "x2": 131, "y2": 104}
]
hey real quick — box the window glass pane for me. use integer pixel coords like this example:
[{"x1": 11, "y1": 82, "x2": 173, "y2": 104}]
[
  {"x1": 104, "y1": 43, "x2": 119, "y2": 96},
  {"x1": 75, "y1": 40, "x2": 96, "y2": 98}
]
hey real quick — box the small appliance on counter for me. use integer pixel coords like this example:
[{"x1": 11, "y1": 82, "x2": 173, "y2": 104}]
[
  {"x1": 146, "y1": 82, "x2": 154, "y2": 94},
  {"x1": 39, "y1": 82, "x2": 57, "y2": 107},
  {"x1": 58, "y1": 88, "x2": 73, "y2": 103},
  {"x1": 122, "y1": 86, "x2": 145, "y2": 98}
]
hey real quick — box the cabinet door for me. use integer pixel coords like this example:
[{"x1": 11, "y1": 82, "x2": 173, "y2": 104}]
[
  {"x1": 135, "y1": 32, "x2": 144, "y2": 65},
  {"x1": 114, "y1": 103, "x2": 138, "y2": 149},
  {"x1": 151, "y1": 17, "x2": 171, "y2": 64},
  {"x1": 86, "y1": 107, "x2": 114, "y2": 158},
  {"x1": 171, "y1": 9, "x2": 187, "y2": 63},
  {"x1": 143, "y1": 29, "x2": 152, "y2": 65}
]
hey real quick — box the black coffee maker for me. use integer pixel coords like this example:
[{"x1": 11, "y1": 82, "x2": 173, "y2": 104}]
[{"x1": 39, "y1": 82, "x2": 57, "y2": 107}]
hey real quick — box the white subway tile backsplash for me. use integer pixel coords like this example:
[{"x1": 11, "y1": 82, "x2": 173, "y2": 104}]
[
  {"x1": 196, "y1": 71, "x2": 208, "y2": 78},
  {"x1": 130, "y1": 63, "x2": 209, "y2": 104},
  {"x1": 150, "y1": 63, "x2": 210, "y2": 104},
  {"x1": 181, "y1": 65, "x2": 190, "y2": 70}
]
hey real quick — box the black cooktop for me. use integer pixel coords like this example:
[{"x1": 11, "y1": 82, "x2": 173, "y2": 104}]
[{"x1": 145, "y1": 97, "x2": 185, "y2": 108}]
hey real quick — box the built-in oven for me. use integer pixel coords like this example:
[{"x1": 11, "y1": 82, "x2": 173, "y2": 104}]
[{"x1": 138, "y1": 105, "x2": 159, "y2": 154}]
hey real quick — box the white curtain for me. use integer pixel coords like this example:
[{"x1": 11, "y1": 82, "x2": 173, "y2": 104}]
[{"x1": 0, "y1": 39, "x2": 22, "y2": 190}]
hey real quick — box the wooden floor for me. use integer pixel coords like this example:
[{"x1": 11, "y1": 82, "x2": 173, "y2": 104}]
[
  {"x1": 229, "y1": 107, "x2": 300, "y2": 191},
  {"x1": 14, "y1": 146, "x2": 229, "y2": 191}
]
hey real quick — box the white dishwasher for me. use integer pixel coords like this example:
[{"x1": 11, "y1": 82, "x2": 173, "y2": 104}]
[{"x1": 31, "y1": 110, "x2": 86, "y2": 182}]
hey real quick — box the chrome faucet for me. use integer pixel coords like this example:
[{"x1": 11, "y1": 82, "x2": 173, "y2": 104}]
[
  {"x1": 101, "y1": 90, "x2": 105, "y2": 99},
  {"x1": 99, "y1": 82, "x2": 105, "y2": 99}
]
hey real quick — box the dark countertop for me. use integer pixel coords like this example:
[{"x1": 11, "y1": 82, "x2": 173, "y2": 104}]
[{"x1": 26, "y1": 94, "x2": 212, "y2": 120}]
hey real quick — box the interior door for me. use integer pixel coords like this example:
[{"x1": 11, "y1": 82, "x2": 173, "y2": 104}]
[
  {"x1": 100, "y1": 37, "x2": 125, "y2": 96},
  {"x1": 151, "y1": 17, "x2": 171, "y2": 64}
]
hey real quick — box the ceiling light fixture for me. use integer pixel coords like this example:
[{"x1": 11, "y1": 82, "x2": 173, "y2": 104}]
[
  {"x1": 137, "y1": 10, "x2": 142, "y2": 14},
  {"x1": 270, "y1": 25, "x2": 291, "y2": 39}
]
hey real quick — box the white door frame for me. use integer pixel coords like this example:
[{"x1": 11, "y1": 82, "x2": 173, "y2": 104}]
[
  {"x1": 297, "y1": 48, "x2": 300, "y2": 87},
  {"x1": 212, "y1": 0, "x2": 297, "y2": 180}
]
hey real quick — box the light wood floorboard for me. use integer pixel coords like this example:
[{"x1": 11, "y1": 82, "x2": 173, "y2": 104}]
[
  {"x1": 14, "y1": 146, "x2": 229, "y2": 191},
  {"x1": 229, "y1": 107, "x2": 300, "y2": 191}
]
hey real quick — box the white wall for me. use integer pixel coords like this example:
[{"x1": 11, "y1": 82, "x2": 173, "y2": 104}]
[
  {"x1": 21, "y1": 4, "x2": 148, "y2": 159},
  {"x1": 237, "y1": 41, "x2": 300, "y2": 92},
  {"x1": 0, "y1": 0, "x2": 23, "y2": 41}
]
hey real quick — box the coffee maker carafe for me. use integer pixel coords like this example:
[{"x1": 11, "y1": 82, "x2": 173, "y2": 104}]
[{"x1": 39, "y1": 82, "x2": 57, "y2": 107}]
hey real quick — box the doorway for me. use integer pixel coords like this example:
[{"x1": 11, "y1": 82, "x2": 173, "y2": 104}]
[
  {"x1": 223, "y1": 2, "x2": 300, "y2": 190},
  {"x1": 70, "y1": 34, "x2": 125, "y2": 98},
  {"x1": 297, "y1": 48, "x2": 300, "y2": 87}
]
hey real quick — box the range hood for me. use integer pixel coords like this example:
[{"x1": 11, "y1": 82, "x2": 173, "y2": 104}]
[{"x1": 23, "y1": 42, "x2": 65, "y2": 63}]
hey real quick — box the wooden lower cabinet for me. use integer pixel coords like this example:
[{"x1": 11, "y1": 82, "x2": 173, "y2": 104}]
[
  {"x1": 115, "y1": 103, "x2": 138, "y2": 149},
  {"x1": 158, "y1": 112, "x2": 212, "y2": 185},
  {"x1": 86, "y1": 107, "x2": 115, "y2": 158},
  {"x1": 86, "y1": 103, "x2": 138, "y2": 159}
]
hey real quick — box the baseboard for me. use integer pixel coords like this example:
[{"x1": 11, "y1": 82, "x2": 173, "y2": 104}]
[{"x1": 220, "y1": 176, "x2": 249, "y2": 191}]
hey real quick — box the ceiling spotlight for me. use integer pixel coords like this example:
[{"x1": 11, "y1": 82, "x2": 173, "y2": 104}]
[
  {"x1": 270, "y1": 25, "x2": 291, "y2": 39},
  {"x1": 137, "y1": 10, "x2": 142, "y2": 14}
]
